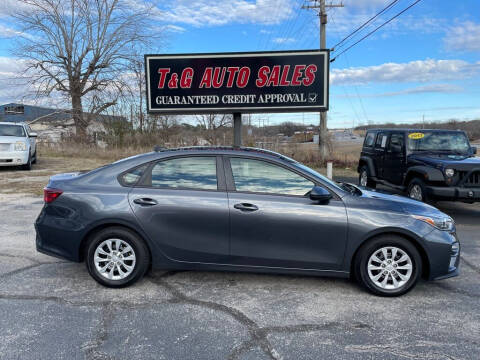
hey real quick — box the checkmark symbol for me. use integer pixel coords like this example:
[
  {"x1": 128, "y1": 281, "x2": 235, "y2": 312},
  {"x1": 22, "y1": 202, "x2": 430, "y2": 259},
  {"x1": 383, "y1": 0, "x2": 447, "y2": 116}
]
[{"x1": 308, "y1": 93, "x2": 318, "y2": 103}]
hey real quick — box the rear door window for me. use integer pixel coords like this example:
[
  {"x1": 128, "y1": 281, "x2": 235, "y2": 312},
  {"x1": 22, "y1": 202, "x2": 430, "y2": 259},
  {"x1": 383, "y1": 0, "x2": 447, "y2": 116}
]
[
  {"x1": 375, "y1": 133, "x2": 388, "y2": 149},
  {"x1": 150, "y1": 157, "x2": 218, "y2": 190},
  {"x1": 119, "y1": 164, "x2": 148, "y2": 186}
]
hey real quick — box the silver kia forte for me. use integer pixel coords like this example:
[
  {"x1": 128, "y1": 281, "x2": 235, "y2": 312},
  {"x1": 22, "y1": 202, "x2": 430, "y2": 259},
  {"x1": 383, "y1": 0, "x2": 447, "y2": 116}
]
[{"x1": 35, "y1": 147, "x2": 460, "y2": 296}]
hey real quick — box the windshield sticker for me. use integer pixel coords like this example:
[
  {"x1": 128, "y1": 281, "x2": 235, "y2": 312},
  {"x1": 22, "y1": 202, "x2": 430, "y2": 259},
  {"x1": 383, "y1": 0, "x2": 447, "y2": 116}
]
[{"x1": 408, "y1": 132, "x2": 425, "y2": 140}]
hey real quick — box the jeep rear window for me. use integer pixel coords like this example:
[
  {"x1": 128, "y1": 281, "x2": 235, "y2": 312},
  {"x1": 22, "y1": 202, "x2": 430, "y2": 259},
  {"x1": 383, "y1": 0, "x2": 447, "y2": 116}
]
[
  {"x1": 0, "y1": 124, "x2": 25, "y2": 137},
  {"x1": 364, "y1": 132, "x2": 375, "y2": 147}
]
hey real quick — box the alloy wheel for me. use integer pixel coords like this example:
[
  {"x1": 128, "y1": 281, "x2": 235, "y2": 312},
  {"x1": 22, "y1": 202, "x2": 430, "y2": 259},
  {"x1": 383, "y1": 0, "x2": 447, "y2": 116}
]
[
  {"x1": 367, "y1": 246, "x2": 413, "y2": 290},
  {"x1": 94, "y1": 239, "x2": 136, "y2": 280},
  {"x1": 360, "y1": 171, "x2": 368, "y2": 187},
  {"x1": 409, "y1": 185, "x2": 423, "y2": 201}
]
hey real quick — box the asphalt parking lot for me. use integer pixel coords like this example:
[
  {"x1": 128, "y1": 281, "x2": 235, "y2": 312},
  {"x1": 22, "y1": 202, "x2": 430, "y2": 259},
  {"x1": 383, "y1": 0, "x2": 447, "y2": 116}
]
[{"x1": 1, "y1": 191, "x2": 479, "y2": 360}]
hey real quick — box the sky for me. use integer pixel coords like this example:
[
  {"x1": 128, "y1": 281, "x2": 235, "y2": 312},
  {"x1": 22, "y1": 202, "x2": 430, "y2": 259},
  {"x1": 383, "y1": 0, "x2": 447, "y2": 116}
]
[{"x1": 0, "y1": 0, "x2": 479, "y2": 128}]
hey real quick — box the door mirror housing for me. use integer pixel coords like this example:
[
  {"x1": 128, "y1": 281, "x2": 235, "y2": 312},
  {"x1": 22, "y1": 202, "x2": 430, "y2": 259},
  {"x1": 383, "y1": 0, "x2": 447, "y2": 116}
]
[
  {"x1": 471, "y1": 146, "x2": 477, "y2": 155},
  {"x1": 309, "y1": 186, "x2": 332, "y2": 203},
  {"x1": 29, "y1": 132, "x2": 38, "y2": 138}
]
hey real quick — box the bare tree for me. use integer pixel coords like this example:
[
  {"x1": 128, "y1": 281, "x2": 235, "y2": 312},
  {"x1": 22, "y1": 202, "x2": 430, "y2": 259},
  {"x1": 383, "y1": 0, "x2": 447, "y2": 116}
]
[
  {"x1": 13, "y1": 0, "x2": 160, "y2": 138},
  {"x1": 196, "y1": 114, "x2": 232, "y2": 145}
]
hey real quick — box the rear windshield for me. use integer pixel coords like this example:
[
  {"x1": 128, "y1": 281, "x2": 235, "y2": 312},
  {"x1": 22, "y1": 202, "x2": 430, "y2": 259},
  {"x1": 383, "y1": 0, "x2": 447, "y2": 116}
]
[{"x1": 0, "y1": 124, "x2": 25, "y2": 137}]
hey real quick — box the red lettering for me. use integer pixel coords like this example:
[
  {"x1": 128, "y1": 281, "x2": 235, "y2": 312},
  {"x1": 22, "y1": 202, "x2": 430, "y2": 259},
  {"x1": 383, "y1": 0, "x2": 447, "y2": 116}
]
[
  {"x1": 199, "y1": 67, "x2": 213, "y2": 88},
  {"x1": 180, "y1": 68, "x2": 194, "y2": 88},
  {"x1": 303, "y1": 64, "x2": 317, "y2": 86},
  {"x1": 157, "y1": 68, "x2": 170, "y2": 89},
  {"x1": 291, "y1": 65, "x2": 306, "y2": 86},
  {"x1": 267, "y1": 65, "x2": 281, "y2": 87},
  {"x1": 212, "y1": 67, "x2": 227, "y2": 89},
  {"x1": 280, "y1": 65, "x2": 291, "y2": 86},
  {"x1": 237, "y1": 67, "x2": 250, "y2": 88},
  {"x1": 256, "y1": 66, "x2": 270, "y2": 87},
  {"x1": 226, "y1": 67, "x2": 239, "y2": 88}
]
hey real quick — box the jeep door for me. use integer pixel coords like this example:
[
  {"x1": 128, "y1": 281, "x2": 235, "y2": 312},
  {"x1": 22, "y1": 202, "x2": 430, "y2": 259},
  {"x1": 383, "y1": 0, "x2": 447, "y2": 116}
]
[
  {"x1": 384, "y1": 132, "x2": 406, "y2": 185},
  {"x1": 373, "y1": 132, "x2": 388, "y2": 179}
]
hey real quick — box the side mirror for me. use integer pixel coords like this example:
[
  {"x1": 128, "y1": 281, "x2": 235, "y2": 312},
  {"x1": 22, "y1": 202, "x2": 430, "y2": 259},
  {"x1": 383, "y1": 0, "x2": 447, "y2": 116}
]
[
  {"x1": 29, "y1": 132, "x2": 38, "y2": 138},
  {"x1": 472, "y1": 146, "x2": 477, "y2": 155},
  {"x1": 390, "y1": 144, "x2": 402, "y2": 153},
  {"x1": 309, "y1": 186, "x2": 332, "y2": 203}
]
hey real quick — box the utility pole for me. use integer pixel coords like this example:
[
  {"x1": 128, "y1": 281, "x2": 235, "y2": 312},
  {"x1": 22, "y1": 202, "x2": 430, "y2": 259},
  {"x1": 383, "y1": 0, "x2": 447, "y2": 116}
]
[{"x1": 302, "y1": 0, "x2": 343, "y2": 162}]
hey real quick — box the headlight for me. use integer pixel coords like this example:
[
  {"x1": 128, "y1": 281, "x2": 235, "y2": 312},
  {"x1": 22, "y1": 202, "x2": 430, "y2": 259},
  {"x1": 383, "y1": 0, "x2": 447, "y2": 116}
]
[
  {"x1": 412, "y1": 215, "x2": 455, "y2": 231},
  {"x1": 14, "y1": 142, "x2": 27, "y2": 151},
  {"x1": 445, "y1": 168, "x2": 455, "y2": 177}
]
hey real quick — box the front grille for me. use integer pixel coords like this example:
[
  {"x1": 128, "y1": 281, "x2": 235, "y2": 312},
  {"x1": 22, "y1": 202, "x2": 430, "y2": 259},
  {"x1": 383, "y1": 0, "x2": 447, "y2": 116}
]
[
  {"x1": 0, "y1": 143, "x2": 11, "y2": 151},
  {"x1": 458, "y1": 171, "x2": 480, "y2": 187}
]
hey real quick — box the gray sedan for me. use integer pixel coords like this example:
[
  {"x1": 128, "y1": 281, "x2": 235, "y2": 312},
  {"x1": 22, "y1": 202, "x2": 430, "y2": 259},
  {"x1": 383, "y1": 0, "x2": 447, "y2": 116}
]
[{"x1": 35, "y1": 147, "x2": 460, "y2": 296}]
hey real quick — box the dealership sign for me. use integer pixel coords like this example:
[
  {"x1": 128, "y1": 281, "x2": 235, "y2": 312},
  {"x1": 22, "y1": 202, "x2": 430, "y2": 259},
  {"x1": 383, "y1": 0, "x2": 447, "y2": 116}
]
[{"x1": 145, "y1": 50, "x2": 329, "y2": 114}]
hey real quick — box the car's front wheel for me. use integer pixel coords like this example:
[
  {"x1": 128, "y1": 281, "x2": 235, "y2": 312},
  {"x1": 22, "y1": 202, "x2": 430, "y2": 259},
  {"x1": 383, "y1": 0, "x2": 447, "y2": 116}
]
[
  {"x1": 355, "y1": 235, "x2": 422, "y2": 296},
  {"x1": 86, "y1": 227, "x2": 150, "y2": 288}
]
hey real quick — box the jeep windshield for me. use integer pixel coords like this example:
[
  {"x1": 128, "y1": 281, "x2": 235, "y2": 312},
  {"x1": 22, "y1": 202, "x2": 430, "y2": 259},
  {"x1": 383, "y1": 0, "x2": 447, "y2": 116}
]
[
  {"x1": 407, "y1": 131, "x2": 470, "y2": 154},
  {"x1": 0, "y1": 124, "x2": 25, "y2": 137}
]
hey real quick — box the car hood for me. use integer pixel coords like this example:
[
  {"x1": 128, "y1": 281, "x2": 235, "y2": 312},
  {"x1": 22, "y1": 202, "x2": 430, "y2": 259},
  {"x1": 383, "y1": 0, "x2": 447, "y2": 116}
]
[
  {"x1": 359, "y1": 187, "x2": 448, "y2": 218},
  {"x1": 409, "y1": 153, "x2": 480, "y2": 170},
  {"x1": 0, "y1": 136, "x2": 27, "y2": 143}
]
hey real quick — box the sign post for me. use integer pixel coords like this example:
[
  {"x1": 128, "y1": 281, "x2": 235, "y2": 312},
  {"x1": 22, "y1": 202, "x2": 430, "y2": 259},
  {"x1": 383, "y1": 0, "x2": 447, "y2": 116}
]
[{"x1": 145, "y1": 50, "x2": 329, "y2": 147}]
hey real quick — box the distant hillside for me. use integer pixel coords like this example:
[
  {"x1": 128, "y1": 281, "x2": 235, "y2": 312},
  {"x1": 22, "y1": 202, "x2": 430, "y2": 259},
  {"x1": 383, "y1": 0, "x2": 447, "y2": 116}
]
[{"x1": 355, "y1": 119, "x2": 480, "y2": 141}]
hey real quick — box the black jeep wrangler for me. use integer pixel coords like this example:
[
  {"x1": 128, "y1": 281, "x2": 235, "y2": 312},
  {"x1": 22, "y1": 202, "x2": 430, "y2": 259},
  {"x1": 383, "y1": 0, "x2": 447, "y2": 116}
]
[{"x1": 357, "y1": 129, "x2": 480, "y2": 203}]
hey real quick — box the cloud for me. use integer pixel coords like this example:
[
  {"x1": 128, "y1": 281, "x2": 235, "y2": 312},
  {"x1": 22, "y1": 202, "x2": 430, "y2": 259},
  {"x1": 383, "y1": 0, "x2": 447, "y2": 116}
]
[
  {"x1": 161, "y1": 24, "x2": 187, "y2": 33},
  {"x1": 337, "y1": 84, "x2": 463, "y2": 98},
  {"x1": 331, "y1": 59, "x2": 480, "y2": 85},
  {"x1": 156, "y1": 0, "x2": 295, "y2": 27},
  {"x1": 273, "y1": 37, "x2": 295, "y2": 44},
  {"x1": 444, "y1": 21, "x2": 480, "y2": 52}
]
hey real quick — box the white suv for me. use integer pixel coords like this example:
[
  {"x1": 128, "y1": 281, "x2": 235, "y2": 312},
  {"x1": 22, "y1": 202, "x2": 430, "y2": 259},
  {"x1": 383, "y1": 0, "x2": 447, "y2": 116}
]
[{"x1": 0, "y1": 122, "x2": 37, "y2": 170}]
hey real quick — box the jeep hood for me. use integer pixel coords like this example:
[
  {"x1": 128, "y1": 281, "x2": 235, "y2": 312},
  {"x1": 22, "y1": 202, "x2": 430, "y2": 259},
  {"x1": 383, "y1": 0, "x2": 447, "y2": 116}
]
[{"x1": 409, "y1": 153, "x2": 480, "y2": 169}]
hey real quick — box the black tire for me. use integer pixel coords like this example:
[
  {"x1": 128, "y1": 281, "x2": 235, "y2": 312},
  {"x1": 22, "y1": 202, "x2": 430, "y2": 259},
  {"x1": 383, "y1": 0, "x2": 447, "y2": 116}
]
[
  {"x1": 32, "y1": 151, "x2": 37, "y2": 164},
  {"x1": 354, "y1": 235, "x2": 422, "y2": 297},
  {"x1": 22, "y1": 154, "x2": 32, "y2": 170},
  {"x1": 359, "y1": 165, "x2": 376, "y2": 189},
  {"x1": 407, "y1": 178, "x2": 427, "y2": 202},
  {"x1": 86, "y1": 227, "x2": 150, "y2": 288}
]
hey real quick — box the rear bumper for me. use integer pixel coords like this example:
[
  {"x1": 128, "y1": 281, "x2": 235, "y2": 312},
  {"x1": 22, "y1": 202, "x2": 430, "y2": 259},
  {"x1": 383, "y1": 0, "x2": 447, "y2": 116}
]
[
  {"x1": 426, "y1": 185, "x2": 480, "y2": 202},
  {"x1": 0, "y1": 150, "x2": 29, "y2": 166}
]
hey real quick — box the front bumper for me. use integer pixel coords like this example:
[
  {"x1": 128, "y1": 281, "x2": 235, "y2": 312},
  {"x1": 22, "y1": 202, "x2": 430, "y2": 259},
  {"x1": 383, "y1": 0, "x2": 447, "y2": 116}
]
[
  {"x1": 423, "y1": 229, "x2": 460, "y2": 281},
  {"x1": 0, "y1": 150, "x2": 29, "y2": 166},
  {"x1": 426, "y1": 185, "x2": 480, "y2": 202}
]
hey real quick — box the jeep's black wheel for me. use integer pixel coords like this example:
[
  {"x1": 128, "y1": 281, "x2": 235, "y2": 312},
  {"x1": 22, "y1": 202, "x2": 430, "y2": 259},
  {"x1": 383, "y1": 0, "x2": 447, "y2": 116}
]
[
  {"x1": 407, "y1": 178, "x2": 427, "y2": 202},
  {"x1": 359, "y1": 166, "x2": 376, "y2": 189},
  {"x1": 355, "y1": 235, "x2": 422, "y2": 297},
  {"x1": 86, "y1": 227, "x2": 150, "y2": 288}
]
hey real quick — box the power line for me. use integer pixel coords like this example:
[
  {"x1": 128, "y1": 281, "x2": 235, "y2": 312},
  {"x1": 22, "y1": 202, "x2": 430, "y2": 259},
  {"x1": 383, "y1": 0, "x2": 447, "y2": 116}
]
[
  {"x1": 331, "y1": 0, "x2": 423, "y2": 62},
  {"x1": 331, "y1": 0, "x2": 401, "y2": 52}
]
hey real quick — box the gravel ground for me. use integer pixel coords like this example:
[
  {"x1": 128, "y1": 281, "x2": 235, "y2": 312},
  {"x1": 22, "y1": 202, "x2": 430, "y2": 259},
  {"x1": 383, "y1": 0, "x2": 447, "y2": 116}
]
[{"x1": 0, "y1": 193, "x2": 479, "y2": 360}]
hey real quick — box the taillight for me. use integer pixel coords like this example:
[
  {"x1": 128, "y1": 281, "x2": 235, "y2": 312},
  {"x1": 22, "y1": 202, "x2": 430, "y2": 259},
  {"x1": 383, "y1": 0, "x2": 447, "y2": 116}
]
[{"x1": 44, "y1": 188, "x2": 63, "y2": 203}]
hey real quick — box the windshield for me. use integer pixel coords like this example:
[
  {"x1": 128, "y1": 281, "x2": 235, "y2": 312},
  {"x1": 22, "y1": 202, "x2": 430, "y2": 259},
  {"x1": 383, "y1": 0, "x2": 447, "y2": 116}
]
[
  {"x1": 292, "y1": 162, "x2": 346, "y2": 194},
  {"x1": 407, "y1": 131, "x2": 470, "y2": 153},
  {"x1": 0, "y1": 124, "x2": 25, "y2": 137}
]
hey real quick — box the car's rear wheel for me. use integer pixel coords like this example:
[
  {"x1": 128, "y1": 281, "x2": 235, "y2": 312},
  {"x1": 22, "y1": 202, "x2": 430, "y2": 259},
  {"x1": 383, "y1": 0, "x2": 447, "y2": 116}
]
[
  {"x1": 407, "y1": 178, "x2": 427, "y2": 202},
  {"x1": 355, "y1": 235, "x2": 422, "y2": 296},
  {"x1": 86, "y1": 227, "x2": 150, "y2": 288},
  {"x1": 359, "y1": 166, "x2": 376, "y2": 189}
]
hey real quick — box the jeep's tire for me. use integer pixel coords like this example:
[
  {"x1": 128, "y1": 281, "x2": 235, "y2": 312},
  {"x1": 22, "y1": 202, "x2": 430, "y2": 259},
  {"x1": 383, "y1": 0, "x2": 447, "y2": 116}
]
[
  {"x1": 407, "y1": 178, "x2": 427, "y2": 202},
  {"x1": 22, "y1": 154, "x2": 32, "y2": 171},
  {"x1": 355, "y1": 235, "x2": 422, "y2": 297},
  {"x1": 86, "y1": 227, "x2": 150, "y2": 288},
  {"x1": 359, "y1": 166, "x2": 376, "y2": 189}
]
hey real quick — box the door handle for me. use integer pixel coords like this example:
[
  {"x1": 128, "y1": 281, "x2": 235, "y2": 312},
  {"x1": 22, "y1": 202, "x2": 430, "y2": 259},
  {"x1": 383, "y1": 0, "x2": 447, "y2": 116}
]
[
  {"x1": 234, "y1": 203, "x2": 259, "y2": 212},
  {"x1": 133, "y1": 198, "x2": 158, "y2": 206}
]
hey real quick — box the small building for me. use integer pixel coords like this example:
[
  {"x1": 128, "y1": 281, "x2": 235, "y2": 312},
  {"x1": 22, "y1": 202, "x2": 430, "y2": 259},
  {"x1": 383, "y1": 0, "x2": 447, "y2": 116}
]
[{"x1": 0, "y1": 103, "x2": 127, "y2": 145}]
